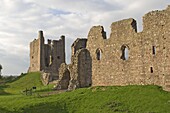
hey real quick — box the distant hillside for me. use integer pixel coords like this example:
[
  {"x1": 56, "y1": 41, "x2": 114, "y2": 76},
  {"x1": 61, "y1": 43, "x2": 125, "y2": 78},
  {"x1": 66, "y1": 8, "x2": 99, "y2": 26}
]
[{"x1": 4, "y1": 72, "x2": 44, "y2": 94}]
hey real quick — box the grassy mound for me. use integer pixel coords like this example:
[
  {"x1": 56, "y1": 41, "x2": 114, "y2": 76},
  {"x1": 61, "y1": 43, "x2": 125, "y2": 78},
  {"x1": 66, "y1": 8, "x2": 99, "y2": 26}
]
[
  {"x1": 0, "y1": 72, "x2": 52, "y2": 94},
  {"x1": 4, "y1": 72, "x2": 43, "y2": 94},
  {"x1": 0, "y1": 73, "x2": 170, "y2": 113},
  {"x1": 0, "y1": 85, "x2": 169, "y2": 113}
]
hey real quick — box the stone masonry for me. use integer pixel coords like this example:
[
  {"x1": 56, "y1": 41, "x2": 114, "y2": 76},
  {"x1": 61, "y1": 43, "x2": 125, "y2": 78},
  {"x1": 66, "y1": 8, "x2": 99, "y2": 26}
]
[
  {"x1": 54, "y1": 39, "x2": 92, "y2": 90},
  {"x1": 86, "y1": 6, "x2": 170, "y2": 91},
  {"x1": 30, "y1": 6, "x2": 170, "y2": 91},
  {"x1": 28, "y1": 31, "x2": 65, "y2": 84}
]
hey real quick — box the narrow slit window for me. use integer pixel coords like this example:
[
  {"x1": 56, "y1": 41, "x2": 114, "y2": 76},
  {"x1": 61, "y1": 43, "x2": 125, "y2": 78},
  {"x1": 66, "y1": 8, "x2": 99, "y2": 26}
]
[
  {"x1": 96, "y1": 49, "x2": 102, "y2": 60},
  {"x1": 150, "y1": 67, "x2": 153, "y2": 73},
  {"x1": 57, "y1": 56, "x2": 60, "y2": 59},
  {"x1": 152, "y1": 46, "x2": 156, "y2": 55},
  {"x1": 124, "y1": 47, "x2": 129, "y2": 60},
  {"x1": 49, "y1": 56, "x2": 53, "y2": 65}
]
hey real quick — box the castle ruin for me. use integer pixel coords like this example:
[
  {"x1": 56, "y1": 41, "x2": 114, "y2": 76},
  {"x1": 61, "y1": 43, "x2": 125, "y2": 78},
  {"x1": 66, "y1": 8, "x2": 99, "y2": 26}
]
[
  {"x1": 28, "y1": 31, "x2": 65, "y2": 83},
  {"x1": 29, "y1": 6, "x2": 170, "y2": 91}
]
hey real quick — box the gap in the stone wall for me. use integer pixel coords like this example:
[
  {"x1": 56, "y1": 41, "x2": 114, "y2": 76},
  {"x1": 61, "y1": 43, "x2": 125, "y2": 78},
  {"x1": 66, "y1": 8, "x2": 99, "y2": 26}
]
[
  {"x1": 104, "y1": 25, "x2": 111, "y2": 39},
  {"x1": 135, "y1": 17, "x2": 143, "y2": 32}
]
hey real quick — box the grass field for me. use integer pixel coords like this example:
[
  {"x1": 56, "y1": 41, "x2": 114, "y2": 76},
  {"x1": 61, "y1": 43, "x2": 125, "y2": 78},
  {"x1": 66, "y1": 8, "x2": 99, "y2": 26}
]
[{"x1": 0, "y1": 73, "x2": 170, "y2": 113}]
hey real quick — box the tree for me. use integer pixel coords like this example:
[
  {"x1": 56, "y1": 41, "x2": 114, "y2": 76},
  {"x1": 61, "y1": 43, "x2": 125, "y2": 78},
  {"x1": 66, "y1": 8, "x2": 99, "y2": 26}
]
[{"x1": 0, "y1": 64, "x2": 2, "y2": 76}]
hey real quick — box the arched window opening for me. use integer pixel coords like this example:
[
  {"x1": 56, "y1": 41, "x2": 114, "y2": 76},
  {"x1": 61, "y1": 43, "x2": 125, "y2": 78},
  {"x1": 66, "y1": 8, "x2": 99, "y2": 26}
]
[
  {"x1": 121, "y1": 45, "x2": 129, "y2": 60},
  {"x1": 96, "y1": 49, "x2": 102, "y2": 60}
]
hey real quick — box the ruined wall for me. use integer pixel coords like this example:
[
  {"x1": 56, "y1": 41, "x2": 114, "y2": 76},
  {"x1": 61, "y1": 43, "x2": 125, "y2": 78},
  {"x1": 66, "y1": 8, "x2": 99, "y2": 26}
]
[
  {"x1": 86, "y1": 6, "x2": 170, "y2": 91},
  {"x1": 29, "y1": 31, "x2": 65, "y2": 82},
  {"x1": 141, "y1": 6, "x2": 170, "y2": 91},
  {"x1": 29, "y1": 6, "x2": 170, "y2": 91},
  {"x1": 54, "y1": 63, "x2": 70, "y2": 90},
  {"x1": 55, "y1": 39, "x2": 92, "y2": 90},
  {"x1": 69, "y1": 48, "x2": 92, "y2": 89},
  {"x1": 87, "y1": 19, "x2": 142, "y2": 86}
]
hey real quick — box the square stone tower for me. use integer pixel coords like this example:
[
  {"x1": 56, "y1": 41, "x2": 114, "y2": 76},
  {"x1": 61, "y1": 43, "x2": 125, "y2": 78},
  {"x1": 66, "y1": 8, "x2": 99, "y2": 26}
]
[{"x1": 28, "y1": 31, "x2": 65, "y2": 81}]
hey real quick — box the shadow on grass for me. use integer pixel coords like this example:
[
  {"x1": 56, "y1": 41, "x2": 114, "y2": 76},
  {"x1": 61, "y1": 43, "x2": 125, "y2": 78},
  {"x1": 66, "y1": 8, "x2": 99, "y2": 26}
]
[
  {"x1": 21, "y1": 102, "x2": 69, "y2": 113},
  {"x1": 0, "y1": 108, "x2": 14, "y2": 113},
  {"x1": 0, "y1": 85, "x2": 11, "y2": 95},
  {"x1": 105, "y1": 101, "x2": 131, "y2": 113}
]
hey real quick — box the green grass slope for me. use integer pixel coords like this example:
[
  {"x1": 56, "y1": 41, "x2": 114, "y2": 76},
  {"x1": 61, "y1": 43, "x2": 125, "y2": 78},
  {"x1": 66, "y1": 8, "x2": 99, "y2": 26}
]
[
  {"x1": 0, "y1": 73, "x2": 170, "y2": 113},
  {"x1": 0, "y1": 85, "x2": 170, "y2": 113},
  {"x1": 0, "y1": 72, "x2": 52, "y2": 94},
  {"x1": 5, "y1": 72, "x2": 43, "y2": 94}
]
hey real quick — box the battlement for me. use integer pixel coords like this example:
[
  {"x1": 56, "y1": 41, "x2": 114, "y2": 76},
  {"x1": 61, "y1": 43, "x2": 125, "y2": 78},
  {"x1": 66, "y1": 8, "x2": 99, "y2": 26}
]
[
  {"x1": 51, "y1": 36, "x2": 65, "y2": 44},
  {"x1": 111, "y1": 18, "x2": 137, "y2": 34},
  {"x1": 88, "y1": 26, "x2": 107, "y2": 40},
  {"x1": 143, "y1": 6, "x2": 169, "y2": 31},
  {"x1": 38, "y1": 30, "x2": 44, "y2": 39}
]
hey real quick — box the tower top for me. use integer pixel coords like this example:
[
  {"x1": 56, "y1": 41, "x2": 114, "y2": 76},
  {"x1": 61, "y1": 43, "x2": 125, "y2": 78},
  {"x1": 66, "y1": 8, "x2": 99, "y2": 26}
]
[{"x1": 38, "y1": 30, "x2": 44, "y2": 39}]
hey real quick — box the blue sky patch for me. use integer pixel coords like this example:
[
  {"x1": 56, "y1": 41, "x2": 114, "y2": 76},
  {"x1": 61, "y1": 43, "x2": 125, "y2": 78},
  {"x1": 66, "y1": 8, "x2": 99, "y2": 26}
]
[{"x1": 48, "y1": 8, "x2": 71, "y2": 15}]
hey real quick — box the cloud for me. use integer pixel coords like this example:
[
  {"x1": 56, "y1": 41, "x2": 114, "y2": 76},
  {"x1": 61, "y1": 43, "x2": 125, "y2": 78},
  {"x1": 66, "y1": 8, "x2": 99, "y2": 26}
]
[{"x1": 0, "y1": 0, "x2": 169, "y2": 75}]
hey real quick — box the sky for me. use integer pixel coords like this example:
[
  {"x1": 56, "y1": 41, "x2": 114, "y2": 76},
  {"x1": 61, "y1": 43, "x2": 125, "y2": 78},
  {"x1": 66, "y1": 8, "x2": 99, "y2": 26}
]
[{"x1": 0, "y1": 0, "x2": 170, "y2": 75}]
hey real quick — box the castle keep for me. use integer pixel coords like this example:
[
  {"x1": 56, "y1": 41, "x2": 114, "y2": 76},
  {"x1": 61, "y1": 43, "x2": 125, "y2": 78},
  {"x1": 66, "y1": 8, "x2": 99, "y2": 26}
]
[
  {"x1": 28, "y1": 31, "x2": 65, "y2": 82},
  {"x1": 29, "y1": 6, "x2": 170, "y2": 91}
]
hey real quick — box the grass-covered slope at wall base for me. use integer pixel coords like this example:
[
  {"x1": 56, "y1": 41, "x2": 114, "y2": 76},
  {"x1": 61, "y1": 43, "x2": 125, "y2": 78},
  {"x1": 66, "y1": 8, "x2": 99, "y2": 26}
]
[{"x1": 0, "y1": 84, "x2": 170, "y2": 113}]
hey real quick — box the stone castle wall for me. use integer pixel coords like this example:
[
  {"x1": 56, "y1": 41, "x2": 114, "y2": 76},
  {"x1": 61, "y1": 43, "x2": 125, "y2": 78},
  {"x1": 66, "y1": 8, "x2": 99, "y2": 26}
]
[
  {"x1": 55, "y1": 39, "x2": 92, "y2": 90},
  {"x1": 86, "y1": 6, "x2": 170, "y2": 91},
  {"x1": 29, "y1": 6, "x2": 170, "y2": 91},
  {"x1": 28, "y1": 31, "x2": 65, "y2": 83}
]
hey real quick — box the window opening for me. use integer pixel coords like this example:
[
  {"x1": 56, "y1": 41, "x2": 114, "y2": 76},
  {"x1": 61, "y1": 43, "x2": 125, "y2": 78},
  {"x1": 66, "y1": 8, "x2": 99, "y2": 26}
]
[
  {"x1": 124, "y1": 47, "x2": 129, "y2": 60},
  {"x1": 96, "y1": 49, "x2": 102, "y2": 60},
  {"x1": 49, "y1": 56, "x2": 53, "y2": 65},
  {"x1": 150, "y1": 67, "x2": 153, "y2": 73},
  {"x1": 121, "y1": 45, "x2": 129, "y2": 60},
  {"x1": 57, "y1": 56, "x2": 60, "y2": 59},
  {"x1": 152, "y1": 46, "x2": 156, "y2": 55}
]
